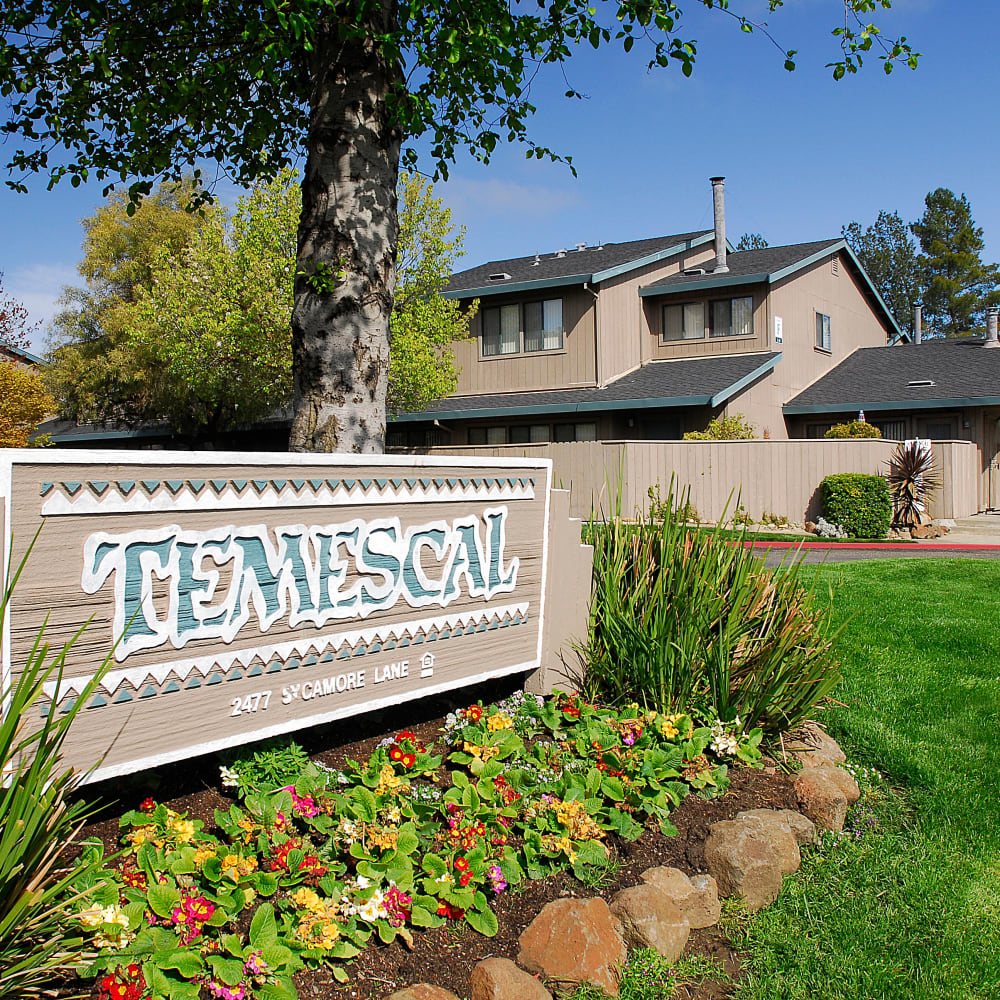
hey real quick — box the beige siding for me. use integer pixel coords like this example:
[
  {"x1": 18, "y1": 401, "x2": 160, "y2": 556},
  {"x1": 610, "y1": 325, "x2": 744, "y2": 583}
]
[
  {"x1": 643, "y1": 283, "x2": 770, "y2": 361},
  {"x1": 596, "y1": 244, "x2": 717, "y2": 384},
  {"x1": 425, "y1": 439, "x2": 980, "y2": 520},
  {"x1": 453, "y1": 287, "x2": 597, "y2": 395}
]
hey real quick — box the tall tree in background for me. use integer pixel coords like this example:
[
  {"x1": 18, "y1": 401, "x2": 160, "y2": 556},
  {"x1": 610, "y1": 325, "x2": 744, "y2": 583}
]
[
  {"x1": 911, "y1": 188, "x2": 999, "y2": 337},
  {"x1": 0, "y1": 271, "x2": 38, "y2": 354},
  {"x1": 843, "y1": 210, "x2": 922, "y2": 335},
  {"x1": 47, "y1": 172, "x2": 471, "y2": 442},
  {"x1": 0, "y1": 362, "x2": 52, "y2": 447},
  {"x1": 735, "y1": 233, "x2": 769, "y2": 251},
  {"x1": 1, "y1": 2, "x2": 918, "y2": 452}
]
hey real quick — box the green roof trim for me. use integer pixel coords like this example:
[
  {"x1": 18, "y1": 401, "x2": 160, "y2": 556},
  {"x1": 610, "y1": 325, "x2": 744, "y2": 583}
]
[
  {"x1": 783, "y1": 395, "x2": 1000, "y2": 415},
  {"x1": 639, "y1": 271, "x2": 767, "y2": 297},
  {"x1": 709, "y1": 353, "x2": 782, "y2": 406},
  {"x1": 43, "y1": 427, "x2": 170, "y2": 443},
  {"x1": 441, "y1": 271, "x2": 590, "y2": 300},
  {"x1": 590, "y1": 232, "x2": 716, "y2": 283}
]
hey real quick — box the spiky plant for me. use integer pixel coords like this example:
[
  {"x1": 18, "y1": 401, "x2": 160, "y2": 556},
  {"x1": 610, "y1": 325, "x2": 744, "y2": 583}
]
[{"x1": 887, "y1": 441, "x2": 941, "y2": 527}]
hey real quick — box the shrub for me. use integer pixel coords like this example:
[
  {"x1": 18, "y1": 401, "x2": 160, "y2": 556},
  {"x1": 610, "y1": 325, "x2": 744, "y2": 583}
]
[
  {"x1": 824, "y1": 420, "x2": 882, "y2": 439},
  {"x1": 887, "y1": 440, "x2": 941, "y2": 527},
  {"x1": 683, "y1": 412, "x2": 756, "y2": 440},
  {"x1": 0, "y1": 539, "x2": 111, "y2": 996},
  {"x1": 583, "y1": 478, "x2": 842, "y2": 733},
  {"x1": 647, "y1": 480, "x2": 699, "y2": 524},
  {"x1": 820, "y1": 473, "x2": 892, "y2": 538}
]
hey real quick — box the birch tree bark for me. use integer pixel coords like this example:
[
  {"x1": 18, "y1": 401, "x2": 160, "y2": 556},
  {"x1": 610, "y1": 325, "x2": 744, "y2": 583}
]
[{"x1": 289, "y1": 6, "x2": 402, "y2": 453}]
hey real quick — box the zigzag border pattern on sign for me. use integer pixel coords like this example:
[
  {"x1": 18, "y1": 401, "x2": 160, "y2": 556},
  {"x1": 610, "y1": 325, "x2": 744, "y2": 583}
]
[
  {"x1": 39, "y1": 476, "x2": 537, "y2": 516},
  {"x1": 43, "y1": 602, "x2": 531, "y2": 709}
]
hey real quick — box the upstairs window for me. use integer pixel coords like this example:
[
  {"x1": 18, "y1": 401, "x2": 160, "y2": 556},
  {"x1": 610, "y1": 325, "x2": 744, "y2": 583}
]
[
  {"x1": 710, "y1": 296, "x2": 754, "y2": 338},
  {"x1": 662, "y1": 302, "x2": 705, "y2": 341},
  {"x1": 482, "y1": 298, "x2": 564, "y2": 356},
  {"x1": 815, "y1": 312, "x2": 832, "y2": 351}
]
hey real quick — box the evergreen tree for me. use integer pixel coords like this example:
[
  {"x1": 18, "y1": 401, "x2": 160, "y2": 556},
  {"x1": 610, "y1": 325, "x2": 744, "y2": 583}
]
[
  {"x1": 735, "y1": 233, "x2": 769, "y2": 251},
  {"x1": 843, "y1": 211, "x2": 922, "y2": 335},
  {"x1": 911, "y1": 188, "x2": 999, "y2": 337}
]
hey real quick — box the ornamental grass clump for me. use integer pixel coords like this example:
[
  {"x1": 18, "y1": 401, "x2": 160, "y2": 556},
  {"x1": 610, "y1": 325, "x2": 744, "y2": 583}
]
[
  {"x1": 887, "y1": 440, "x2": 941, "y2": 527},
  {"x1": 0, "y1": 540, "x2": 112, "y2": 999},
  {"x1": 583, "y1": 478, "x2": 842, "y2": 734}
]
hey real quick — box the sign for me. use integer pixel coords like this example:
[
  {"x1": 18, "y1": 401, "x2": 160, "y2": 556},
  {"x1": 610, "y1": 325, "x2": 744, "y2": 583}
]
[
  {"x1": 0, "y1": 451, "x2": 553, "y2": 781},
  {"x1": 774, "y1": 316, "x2": 783, "y2": 344}
]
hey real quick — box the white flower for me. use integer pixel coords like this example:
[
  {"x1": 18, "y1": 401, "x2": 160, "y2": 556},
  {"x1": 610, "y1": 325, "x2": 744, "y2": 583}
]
[
  {"x1": 358, "y1": 898, "x2": 382, "y2": 922},
  {"x1": 219, "y1": 765, "x2": 240, "y2": 788},
  {"x1": 353, "y1": 874, "x2": 371, "y2": 890}
]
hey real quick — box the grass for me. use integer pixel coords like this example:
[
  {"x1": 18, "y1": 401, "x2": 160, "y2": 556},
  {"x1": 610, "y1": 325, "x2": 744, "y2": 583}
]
[{"x1": 731, "y1": 558, "x2": 1000, "y2": 1000}]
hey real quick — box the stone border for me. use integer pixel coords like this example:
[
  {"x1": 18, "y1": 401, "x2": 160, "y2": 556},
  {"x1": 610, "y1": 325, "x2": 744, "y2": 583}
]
[{"x1": 385, "y1": 725, "x2": 860, "y2": 1000}]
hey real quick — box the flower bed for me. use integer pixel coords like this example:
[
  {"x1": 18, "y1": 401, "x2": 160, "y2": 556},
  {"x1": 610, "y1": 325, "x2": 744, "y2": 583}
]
[{"x1": 70, "y1": 693, "x2": 763, "y2": 1000}]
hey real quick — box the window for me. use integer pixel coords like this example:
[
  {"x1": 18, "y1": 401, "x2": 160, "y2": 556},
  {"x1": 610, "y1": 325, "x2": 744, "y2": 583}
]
[
  {"x1": 710, "y1": 296, "x2": 754, "y2": 338},
  {"x1": 872, "y1": 419, "x2": 906, "y2": 440},
  {"x1": 663, "y1": 302, "x2": 704, "y2": 341},
  {"x1": 482, "y1": 299, "x2": 563, "y2": 356},
  {"x1": 467, "y1": 425, "x2": 508, "y2": 445},
  {"x1": 509, "y1": 424, "x2": 552, "y2": 444},
  {"x1": 482, "y1": 304, "x2": 520, "y2": 356},
  {"x1": 815, "y1": 312, "x2": 831, "y2": 351},
  {"x1": 524, "y1": 299, "x2": 564, "y2": 352}
]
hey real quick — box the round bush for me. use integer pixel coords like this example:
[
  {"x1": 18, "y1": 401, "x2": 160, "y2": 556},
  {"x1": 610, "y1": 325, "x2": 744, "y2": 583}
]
[
  {"x1": 820, "y1": 473, "x2": 891, "y2": 538},
  {"x1": 824, "y1": 421, "x2": 882, "y2": 439}
]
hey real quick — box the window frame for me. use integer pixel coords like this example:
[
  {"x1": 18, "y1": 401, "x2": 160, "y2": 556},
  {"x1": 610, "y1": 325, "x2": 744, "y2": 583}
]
[
  {"x1": 815, "y1": 311, "x2": 832, "y2": 352},
  {"x1": 480, "y1": 297, "x2": 565, "y2": 359},
  {"x1": 662, "y1": 301, "x2": 706, "y2": 343},
  {"x1": 709, "y1": 295, "x2": 755, "y2": 339}
]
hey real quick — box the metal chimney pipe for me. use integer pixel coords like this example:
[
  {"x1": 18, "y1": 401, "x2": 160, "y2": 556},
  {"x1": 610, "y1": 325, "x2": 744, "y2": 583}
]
[
  {"x1": 986, "y1": 308, "x2": 999, "y2": 348},
  {"x1": 914, "y1": 303, "x2": 922, "y2": 345},
  {"x1": 710, "y1": 176, "x2": 728, "y2": 273}
]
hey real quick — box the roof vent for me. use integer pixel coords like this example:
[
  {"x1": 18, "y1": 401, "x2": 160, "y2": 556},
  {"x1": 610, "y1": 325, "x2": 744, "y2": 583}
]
[
  {"x1": 488, "y1": 272, "x2": 511, "y2": 281},
  {"x1": 683, "y1": 267, "x2": 707, "y2": 276},
  {"x1": 595, "y1": 240, "x2": 605, "y2": 250},
  {"x1": 531, "y1": 254, "x2": 540, "y2": 267},
  {"x1": 575, "y1": 242, "x2": 587, "y2": 252},
  {"x1": 555, "y1": 249, "x2": 567, "y2": 258},
  {"x1": 907, "y1": 379, "x2": 936, "y2": 388}
]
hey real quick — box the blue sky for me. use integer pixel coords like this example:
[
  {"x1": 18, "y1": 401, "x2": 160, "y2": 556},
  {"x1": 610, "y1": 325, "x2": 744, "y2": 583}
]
[{"x1": 1, "y1": 0, "x2": 993, "y2": 352}]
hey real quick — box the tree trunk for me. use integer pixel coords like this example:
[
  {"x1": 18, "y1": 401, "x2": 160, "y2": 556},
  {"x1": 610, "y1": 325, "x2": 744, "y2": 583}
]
[{"x1": 289, "y1": 5, "x2": 402, "y2": 453}]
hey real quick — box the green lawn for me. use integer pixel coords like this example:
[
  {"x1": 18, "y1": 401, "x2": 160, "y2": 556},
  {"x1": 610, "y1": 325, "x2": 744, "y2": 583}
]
[{"x1": 732, "y1": 558, "x2": 1000, "y2": 1000}]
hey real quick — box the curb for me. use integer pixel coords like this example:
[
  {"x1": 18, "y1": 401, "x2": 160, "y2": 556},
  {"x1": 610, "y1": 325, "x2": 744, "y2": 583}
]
[{"x1": 743, "y1": 540, "x2": 1000, "y2": 551}]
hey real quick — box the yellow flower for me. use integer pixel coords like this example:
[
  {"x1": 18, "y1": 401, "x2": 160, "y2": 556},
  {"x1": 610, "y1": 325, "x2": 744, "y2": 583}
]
[
  {"x1": 193, "y1": 846, "x2": 216, "y2": 865},
  {"x1": 486, "y1": 712, "x2": 513, "y2": 732},
  {"x1": 292, "y1": 887, "x2": 323, "y2": 913},
  {"x1": 167, "y1": 817, "x2": 195, "y2": 843},
  {"x1": 220, "y1": 854, "x2": 257, "y2": 880}
]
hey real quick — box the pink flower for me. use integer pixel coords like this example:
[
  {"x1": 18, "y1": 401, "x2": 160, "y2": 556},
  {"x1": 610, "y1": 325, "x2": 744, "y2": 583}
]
[
  {"x1": 488, "y1": 864, "x2": 508, "y2": 893},
  {"x1": 243, "y1": 950, "x2": 268, "y2": 976}
]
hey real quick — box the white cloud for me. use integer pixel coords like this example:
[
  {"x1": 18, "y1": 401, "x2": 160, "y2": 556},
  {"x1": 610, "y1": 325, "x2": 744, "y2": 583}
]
[
  {"x1": 442, "y1": 176, "x2": 584, "y2": 220},
  {"x1": 3, "y1": 262, "x2": 78, "y2": 352}
]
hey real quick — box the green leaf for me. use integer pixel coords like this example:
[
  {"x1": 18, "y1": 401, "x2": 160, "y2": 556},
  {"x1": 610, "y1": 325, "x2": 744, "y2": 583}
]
[
  {"x1": 351, "y1": 785, "x2": 377, "y2": 823},
  {"x1": 249, "y1": 902, "x2": 279, "y2": 947},
  {"x1": 209, "y1": 955, "x2": 245, "y2": 986},
  {"x1": 146, "y1": 883, "x2": 181, "y2": 918},
  {"x1": 160, "y1": 950, "x2": 205, "y2": 978},
  {"x1": 410, "y1": 904, "x2": 436, "y2": 927},
  {"x1": 465, "y1": 906, "x2": 499, "y2": 937},
  {"x1": 255, "y1": 871, "x2": 279, "y2": 896}
]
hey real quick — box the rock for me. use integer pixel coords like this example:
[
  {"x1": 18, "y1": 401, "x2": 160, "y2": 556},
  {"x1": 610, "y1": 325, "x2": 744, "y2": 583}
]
[
  {"x1": 639, "y1": 866, "x2": 721, "y2": 928},
  {"x1": 518, "y1": 897, "x2": 626, "y2": 996},
  {"x1": 784, "y1": 722, "x2": 847, "y2": 768},
  {"x1": 794, "y1": 768, "x2": 848, "y2": 832},
  {"x1": 703, "y1": 817, "x2": 797, "y2": 912},
  {"x1": 825, "y1": 766, "x2": 861, "y2": 805},
  {"x1": 737, "y1": 808, "x2": 816, "y2": 846},
  {"x1": 385, "y1": 986, "x2": 461, "y2": 1000},
  {"x1": 610, "y1": 884, "x2": 690, "y2": 962},
  {"x1": 804, "y1": 520, "x2": 817, "y2": 534},
  {"x1": 470, "y1": 958, "x2": 552, "y2": 1000},
  {"x1": 932, "y1": 518, "x2": 955, "y2": 531},
  {"x1": 910, "y1": 524, "x2": 935, "y2": 539}
]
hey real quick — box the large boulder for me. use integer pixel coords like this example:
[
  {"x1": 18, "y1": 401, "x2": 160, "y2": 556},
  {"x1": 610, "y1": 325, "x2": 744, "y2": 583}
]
[
  {"x1": 639, "y1": 866, "x2": 721, "y2": 928},
  {"x1": 794, "y1": 768, "x2": 848, "y2": 831},
  {"x1": 737, "y1": 808, "x2": 817, "y2": 846},
  {"x1": 609, "y1": 884, "x2": 690, "y2": 962},
  {"x1": 825, "y1": 766, "x2": 861, "y2": 805},
  {"x1": 385, "y1": 986, "x2": 461, "y2": 1000},
  {"x1": 703, "y1": 815, "x2": 799, "y2": 912},
  {"x1": 785, "y1": 722, "x2": 847, "y2": 768},
  {"x1": 518, "y1": 897, "x2": 626, "y2": 997},
  {"x1": 469, "y1": 958, "x2": 552, "y2": 1000}
]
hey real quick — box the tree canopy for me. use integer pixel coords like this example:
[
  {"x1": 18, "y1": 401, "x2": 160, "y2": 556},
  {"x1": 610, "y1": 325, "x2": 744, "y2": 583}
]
[
  {"x1": 0, "y1": 270, "x2": 38, "y2": 354},
  {"x1": 911, "y1": 188, "x2": 999, "y2": 337},
  {"x1": 47, "y1": 171, "x2": 472, "y2": 442},
  {"x1": 0, "y1": 361, "x2": 52, "y2": 448},
  {"x1": 2, "y1": 1, "x2": 918, "y2": 451},
  {"x1": 843, "y1": 210, "x2": 922, "y2": 335}
]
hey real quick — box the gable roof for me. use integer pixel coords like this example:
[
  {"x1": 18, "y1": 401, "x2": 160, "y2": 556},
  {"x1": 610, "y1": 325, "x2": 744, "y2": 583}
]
[
  {"x1": 1, "y1": 342, "x2": 43, "y2": 366},
  {"x1": 393, "y1": 351, "x2": 781, "y2": 422},
  {"x1": 443, "y1": 230, "x2": 715, "y2": 299},
  {"x1": 638, "y1": 237, "x2": 902, "y2": 341},
  {"x1": 784, "y1": 338, "x2": 1000, "y2": 414}
]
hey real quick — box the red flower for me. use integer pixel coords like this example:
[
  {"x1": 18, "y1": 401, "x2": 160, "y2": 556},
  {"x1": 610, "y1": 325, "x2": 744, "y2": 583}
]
[
  {"x1": 401, "y1": 752, "x2": 416, "y2": 769},
  {"x1": 389, "y1": 745, "x2": 404, "y2": 762},
  {"x1": 126, "y1": 964, "x2": 141, "y2": 978},
  {"x1": 437, "y1": 901, "x2": 465, "y2": 920},
  {"x1": 454, "y1": 857, "x2": 470, "y2": 871},
  {"x1": 465, "y1": 705, "x2": 483, "y2": 722},
  {"x1": 459, "y1": 871, "x2": 473, "y2": 887},
  {"x1": 138, "y1": 797, "x2": 156, "y2": 812}
]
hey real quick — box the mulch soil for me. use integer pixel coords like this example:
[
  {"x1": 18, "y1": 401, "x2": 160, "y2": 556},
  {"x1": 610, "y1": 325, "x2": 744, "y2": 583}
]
[{"x1": 76, "y1": 678, "x2": 798, "y2": 1000}]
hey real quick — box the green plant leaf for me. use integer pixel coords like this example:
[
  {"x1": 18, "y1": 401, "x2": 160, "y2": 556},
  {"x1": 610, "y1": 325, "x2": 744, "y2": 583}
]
[
  {"x1": 465, "y1": 906, "x2": 499, "y2": 937},
  {"x1": 146, "y1": 883, "x2": 182, "y2": 918},
  {"x1": 249, "y1": 902, "x2": 279, "y2": 947},
  {"x1": 209, "y1": 955, "x2": 245, "y2": 986}
]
